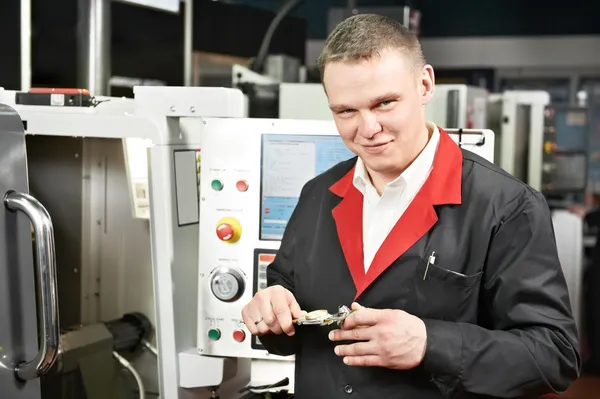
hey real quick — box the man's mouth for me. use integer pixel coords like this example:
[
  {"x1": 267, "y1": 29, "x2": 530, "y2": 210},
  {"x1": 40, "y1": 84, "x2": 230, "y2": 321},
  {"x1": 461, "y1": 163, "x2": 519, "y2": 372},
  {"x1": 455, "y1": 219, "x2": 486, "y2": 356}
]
[{"x1": 362, "y1": 142, "x2": 390, "y2": 153}]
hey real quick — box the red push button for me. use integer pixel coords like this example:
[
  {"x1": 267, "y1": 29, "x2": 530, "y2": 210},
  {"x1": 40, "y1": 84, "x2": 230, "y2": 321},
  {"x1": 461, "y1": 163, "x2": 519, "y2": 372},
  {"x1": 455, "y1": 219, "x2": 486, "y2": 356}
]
[
  {"x1": 236, "y1": 180, "x2": 249, "y2": 192},
  {"x1": 233, "y1": 329, "x2": 246, "y2": 342},
  {"x1": 216, "y1": 223, "x2": 235, "y2": 241},
  {"x1": 215, "y1": 217, "x2": 242, "y2": 243}
]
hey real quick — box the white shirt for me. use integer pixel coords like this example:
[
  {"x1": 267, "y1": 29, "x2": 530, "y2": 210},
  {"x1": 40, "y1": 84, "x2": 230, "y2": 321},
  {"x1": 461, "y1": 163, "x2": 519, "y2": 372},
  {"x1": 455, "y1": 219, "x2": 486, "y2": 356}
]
[{"x1": 352, "y1": 124, "x2": 440, "y2": 272}]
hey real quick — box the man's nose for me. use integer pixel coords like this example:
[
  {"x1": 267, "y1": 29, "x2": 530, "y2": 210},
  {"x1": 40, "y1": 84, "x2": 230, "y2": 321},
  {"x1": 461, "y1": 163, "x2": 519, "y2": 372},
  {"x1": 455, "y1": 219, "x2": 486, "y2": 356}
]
[{"x1": 358, "y1": 112, "x2": 382, "y2": 138}]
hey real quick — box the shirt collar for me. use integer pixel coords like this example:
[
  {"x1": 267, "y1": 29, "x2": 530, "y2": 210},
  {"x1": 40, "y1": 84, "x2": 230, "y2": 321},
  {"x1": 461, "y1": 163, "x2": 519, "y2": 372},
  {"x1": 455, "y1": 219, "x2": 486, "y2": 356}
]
[{"x1": 352, "y1": 123, "x2": 440, "y2": 195}]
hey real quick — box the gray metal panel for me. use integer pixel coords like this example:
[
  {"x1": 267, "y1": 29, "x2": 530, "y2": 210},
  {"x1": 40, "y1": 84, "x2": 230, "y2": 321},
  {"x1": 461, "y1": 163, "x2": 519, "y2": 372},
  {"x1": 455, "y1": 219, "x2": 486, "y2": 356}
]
[
  {"x1": 0, "y1": 104, "x2": 41, "y2": 398},
  {"x1": 446, "y1": 89, "x2": 461, "y2": 128},
  {"x1": 25, "y1": 136, "x2": 83, "y2": 329}
]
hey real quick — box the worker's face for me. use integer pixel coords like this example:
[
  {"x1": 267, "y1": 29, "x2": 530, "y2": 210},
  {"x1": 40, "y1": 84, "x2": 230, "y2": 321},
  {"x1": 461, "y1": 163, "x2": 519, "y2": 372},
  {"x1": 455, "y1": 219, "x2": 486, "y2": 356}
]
[{"x1": 323, "y1": 48, "x2": 435, "y2": 178}]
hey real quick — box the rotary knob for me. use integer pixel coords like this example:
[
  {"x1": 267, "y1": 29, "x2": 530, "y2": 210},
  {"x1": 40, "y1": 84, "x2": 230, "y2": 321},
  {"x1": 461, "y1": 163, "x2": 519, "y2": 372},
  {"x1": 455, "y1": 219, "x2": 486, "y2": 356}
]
[
  {"x1": 210, "y1": 267, "x2": 245, "y2": 302},
  {"x1": 216, "y1": 217, "x2": 242, "y2": 243}
]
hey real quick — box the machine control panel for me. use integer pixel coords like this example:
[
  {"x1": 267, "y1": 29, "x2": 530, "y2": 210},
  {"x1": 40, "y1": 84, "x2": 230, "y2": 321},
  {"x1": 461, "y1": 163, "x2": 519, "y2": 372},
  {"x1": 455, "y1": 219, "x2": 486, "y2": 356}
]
[
  {"x1": 541, "y1": 106, "x2": 588, "y2": 196},
  {"x1": 196, "y1": 117, "x2": 354, "y2": 361}
]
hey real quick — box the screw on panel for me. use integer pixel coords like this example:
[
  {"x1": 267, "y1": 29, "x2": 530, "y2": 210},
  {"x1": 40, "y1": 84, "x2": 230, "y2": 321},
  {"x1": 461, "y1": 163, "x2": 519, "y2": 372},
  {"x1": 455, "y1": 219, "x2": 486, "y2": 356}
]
[
  {"x1": 170, "y1": 106, "x2": 176, "y2": 112},
  {"x1": 200, "y1": 273, "x2": 204, "y2": 277},
  {"x1": 190, "y1": 106, "x2": 196, "y2": 113}
]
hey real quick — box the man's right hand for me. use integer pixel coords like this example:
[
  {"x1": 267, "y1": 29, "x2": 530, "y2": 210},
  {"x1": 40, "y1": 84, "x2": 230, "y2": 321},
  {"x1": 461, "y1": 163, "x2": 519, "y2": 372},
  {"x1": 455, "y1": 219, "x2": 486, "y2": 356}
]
[{"x1": 241, "y1": 285, "x2": 304, "y2": 337}]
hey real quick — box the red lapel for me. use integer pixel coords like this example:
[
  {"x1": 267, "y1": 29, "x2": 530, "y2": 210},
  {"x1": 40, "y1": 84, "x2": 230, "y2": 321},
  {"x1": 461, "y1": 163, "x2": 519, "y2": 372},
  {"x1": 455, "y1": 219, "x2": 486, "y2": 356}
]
[{"x1": 329, "y1": 128, "x2": 463, "y2": 300}]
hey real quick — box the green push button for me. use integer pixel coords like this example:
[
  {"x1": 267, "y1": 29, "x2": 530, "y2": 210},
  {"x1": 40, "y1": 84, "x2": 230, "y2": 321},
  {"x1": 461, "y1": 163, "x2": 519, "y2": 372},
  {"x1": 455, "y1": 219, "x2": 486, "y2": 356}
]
[
  {"x1": 211, "y1": 179, "x2": 224, "y2": 191},
  {"x1": 208, "y1": 328, "x2": 221, "y2": 341}
]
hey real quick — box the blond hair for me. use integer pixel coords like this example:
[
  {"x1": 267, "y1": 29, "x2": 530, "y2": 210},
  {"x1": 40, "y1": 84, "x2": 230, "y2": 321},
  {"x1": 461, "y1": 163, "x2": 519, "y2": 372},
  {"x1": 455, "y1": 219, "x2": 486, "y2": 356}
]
[{"x1": 317, "y1": 14, "x2": 425, "y2": 80}]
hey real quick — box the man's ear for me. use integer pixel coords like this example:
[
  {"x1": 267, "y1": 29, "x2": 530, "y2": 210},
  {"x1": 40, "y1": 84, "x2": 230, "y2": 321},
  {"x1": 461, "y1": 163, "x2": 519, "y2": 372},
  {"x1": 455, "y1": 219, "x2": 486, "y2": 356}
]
[{"x1": 420, "y1": 64, "x2": 435, "y2": 105}]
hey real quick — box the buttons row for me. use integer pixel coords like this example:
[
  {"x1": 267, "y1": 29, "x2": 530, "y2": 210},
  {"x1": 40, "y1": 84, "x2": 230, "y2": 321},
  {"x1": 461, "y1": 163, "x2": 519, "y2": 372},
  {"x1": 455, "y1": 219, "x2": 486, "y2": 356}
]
[
  {"x1": 208, "y1": 328, "x2": 246, "y2": 343},
  {"x1": 210, "y1": 179, "x2": 249, "y2": 192}
]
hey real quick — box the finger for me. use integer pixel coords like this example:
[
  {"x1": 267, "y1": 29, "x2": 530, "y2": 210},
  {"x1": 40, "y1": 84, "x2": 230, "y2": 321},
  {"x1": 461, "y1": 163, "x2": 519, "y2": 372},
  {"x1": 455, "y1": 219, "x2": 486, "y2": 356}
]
[
  {"x1": 259, "y1": 299, "x2": 282, "y2": 335},
  {"x1": 328, "y1": 326, "x2": 371, "y2": 342},
  {"x1": 342, "y1": 308, "x2": 380, "y2": 330},
  {"x1": 342, "y1": 355, "x2": 383, "y2": 367},
  {"x1": 288, "y1": 293, "x2": 304, "y2": 319},
  {"x1": 271, "y1": 294, "x2": 295, "y2": 336},
  {"x1": 334, "y1": 341, "x2": 379, "y2": 357},
  {"x1": 351, "y1": 302, "x2": 364, "y2": 310},
  {"x1": 242, "y1": 307, "x2": 260, "y2": 335}
]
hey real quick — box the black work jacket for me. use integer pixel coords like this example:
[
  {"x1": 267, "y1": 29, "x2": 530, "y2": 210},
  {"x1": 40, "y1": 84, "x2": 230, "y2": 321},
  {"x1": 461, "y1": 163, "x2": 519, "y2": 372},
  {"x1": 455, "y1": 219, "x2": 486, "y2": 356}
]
[{"x1": 260, "y1": 128, "x2": 580, "y2": 398}]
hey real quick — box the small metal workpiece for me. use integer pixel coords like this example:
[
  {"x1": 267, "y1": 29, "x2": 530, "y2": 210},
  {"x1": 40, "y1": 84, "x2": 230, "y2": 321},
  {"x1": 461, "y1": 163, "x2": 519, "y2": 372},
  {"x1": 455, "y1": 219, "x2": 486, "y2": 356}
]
[{"x1": 293, "y1": 305, "x2": 353, "y2": 327}]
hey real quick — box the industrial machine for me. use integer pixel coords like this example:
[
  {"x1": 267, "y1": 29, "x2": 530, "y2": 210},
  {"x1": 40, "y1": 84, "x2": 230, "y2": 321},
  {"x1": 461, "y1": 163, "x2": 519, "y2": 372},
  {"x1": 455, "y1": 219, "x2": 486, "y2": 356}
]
[
  {"x1": 0, "y1": 85, "x2": 584, "y2": 399},
  {"x1": 0, "y1": 100, "x2": 157, "y2": 399},
  {"x1": 425, "y1": 84, "x2": 488, "y2": 129},
  {"x1": 194, "y1": 119, "x2": 495, "y2": 395},
  {"x1": 487, "y1": 90, "x2": 551, "y2": 192},
  {"x1": 131, "y1": 85, "x2": 498, "y2": 398},
  {"x1": 0, "y1": 85, "x2": 248, "y2": 399}
]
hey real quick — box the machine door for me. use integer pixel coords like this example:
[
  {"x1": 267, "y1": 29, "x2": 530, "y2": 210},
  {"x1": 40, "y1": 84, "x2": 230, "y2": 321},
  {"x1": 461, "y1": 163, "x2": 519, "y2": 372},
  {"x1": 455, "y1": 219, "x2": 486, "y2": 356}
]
[{"x1": 0, "y1": 104, "x2": 60, "y2": 398}]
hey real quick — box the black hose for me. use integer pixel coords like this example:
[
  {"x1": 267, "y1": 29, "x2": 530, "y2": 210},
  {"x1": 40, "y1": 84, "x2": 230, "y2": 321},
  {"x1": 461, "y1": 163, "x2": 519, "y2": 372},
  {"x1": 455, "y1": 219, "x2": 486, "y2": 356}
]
[{"x1": 250, "y1": 0, "x2": 304, "y2": 74}]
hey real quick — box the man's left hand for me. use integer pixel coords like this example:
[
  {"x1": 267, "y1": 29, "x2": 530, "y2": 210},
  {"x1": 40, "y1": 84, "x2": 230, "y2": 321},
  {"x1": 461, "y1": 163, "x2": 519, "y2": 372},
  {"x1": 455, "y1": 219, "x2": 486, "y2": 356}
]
[{"x1": 328, "y1": 303, "x2": 427, "y2": 369}]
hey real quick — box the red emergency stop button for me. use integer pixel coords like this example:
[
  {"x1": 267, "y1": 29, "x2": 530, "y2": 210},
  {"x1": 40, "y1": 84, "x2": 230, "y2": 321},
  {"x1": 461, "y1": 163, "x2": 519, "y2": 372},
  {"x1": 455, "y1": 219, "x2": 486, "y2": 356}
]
[
  {"x1": 216, "y1": 223, "x2": 234, "y2": 241},
  {"x1": 233, "y1": 329, "x2": 246, "y2": 342},
  {"x1": 236, "y1": 180, "x2": 249, "y2": 192},
  {"x1": 215, "y1": 217, "x2": 242, "y2": 243}
]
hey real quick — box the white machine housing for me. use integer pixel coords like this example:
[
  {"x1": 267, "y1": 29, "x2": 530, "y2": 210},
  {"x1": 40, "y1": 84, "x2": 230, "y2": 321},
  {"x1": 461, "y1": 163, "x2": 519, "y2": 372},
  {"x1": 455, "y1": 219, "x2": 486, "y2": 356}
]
[
  {"x1": 197, "y1": 117, "x2": 354, "y2": 361},
  {"x1": 0, "y1": 86, "x2": 252, "y2": 399},
  {"x1": 487, "y1": 90, "x2": 550, "y2": 191},
  {"x1": 278, "y1": 83, "x2": 331, "y2": 120},
  {"x1": 425, "y1": 84, "x2": 488, "y2": 129}
]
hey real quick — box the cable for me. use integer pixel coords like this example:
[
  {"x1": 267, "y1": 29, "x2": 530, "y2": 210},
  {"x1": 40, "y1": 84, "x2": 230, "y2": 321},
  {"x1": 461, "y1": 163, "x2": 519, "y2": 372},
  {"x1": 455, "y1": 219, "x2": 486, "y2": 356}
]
[
  {"x1": 113, "y1": 351, "x2": 146, "y2": 399},
  {"x1": 250, "y1": 0, "x2": 304, "y2": 74},
  {"x1": 142, "y1": 340, "x2": 158, "y2": 357}
]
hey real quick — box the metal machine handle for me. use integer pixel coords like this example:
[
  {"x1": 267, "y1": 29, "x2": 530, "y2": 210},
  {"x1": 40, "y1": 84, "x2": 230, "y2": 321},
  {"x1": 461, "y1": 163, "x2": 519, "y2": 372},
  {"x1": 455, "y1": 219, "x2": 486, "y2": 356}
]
[{"x1": 4, "y1": 190, "x2": 60, "y2": 380}]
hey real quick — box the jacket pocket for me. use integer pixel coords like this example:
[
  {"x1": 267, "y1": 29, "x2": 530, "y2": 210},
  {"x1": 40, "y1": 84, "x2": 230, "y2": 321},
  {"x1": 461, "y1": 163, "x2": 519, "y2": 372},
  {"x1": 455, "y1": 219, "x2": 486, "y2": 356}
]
[{"x1": 410, "y1": 258, "x2": 483, "y2": 322}]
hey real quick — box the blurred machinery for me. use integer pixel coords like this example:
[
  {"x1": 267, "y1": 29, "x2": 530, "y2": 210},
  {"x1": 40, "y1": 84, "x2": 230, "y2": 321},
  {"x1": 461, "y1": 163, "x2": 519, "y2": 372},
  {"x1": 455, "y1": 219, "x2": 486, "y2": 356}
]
[
  {"x1": 487, "y1": 91, "x2": 550, "y2": 192},
  {"x1": 425, "y1": 84, "x2": 488, "y2": 129},
  {"x1": 541, "y1": 104, "x2": 589, "y2": 205}
]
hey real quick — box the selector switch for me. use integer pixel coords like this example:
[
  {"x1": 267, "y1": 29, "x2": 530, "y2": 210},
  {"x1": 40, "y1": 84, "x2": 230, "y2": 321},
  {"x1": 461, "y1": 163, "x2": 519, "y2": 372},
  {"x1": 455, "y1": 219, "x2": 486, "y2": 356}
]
[
  {"x1": 216, "y1": 217, "x2": 242, "y2": 243},
  {"x1": 233, "y1": 329, "x2": 246, "y2": 342},
  {"x1": 210, "y1": 267, "x2": 245, "y2": 302}
]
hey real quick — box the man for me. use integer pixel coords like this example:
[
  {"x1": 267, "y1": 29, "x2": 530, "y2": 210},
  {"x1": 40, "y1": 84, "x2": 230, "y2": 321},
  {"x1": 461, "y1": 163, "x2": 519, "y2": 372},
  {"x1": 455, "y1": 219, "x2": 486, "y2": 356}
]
[{"x1": 242, "y1": 14, "x2": 580, "y2": 398}]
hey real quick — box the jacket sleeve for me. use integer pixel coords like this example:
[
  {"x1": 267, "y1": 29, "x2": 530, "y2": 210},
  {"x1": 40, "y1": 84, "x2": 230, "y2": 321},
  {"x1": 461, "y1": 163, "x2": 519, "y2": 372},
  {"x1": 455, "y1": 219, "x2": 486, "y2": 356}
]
[
  {"x1": 421, "y1": 191, "x2": 581, "y2": 397},
  {"x1": 258, "y1": 180, "x2": 315, "y2": 356}
]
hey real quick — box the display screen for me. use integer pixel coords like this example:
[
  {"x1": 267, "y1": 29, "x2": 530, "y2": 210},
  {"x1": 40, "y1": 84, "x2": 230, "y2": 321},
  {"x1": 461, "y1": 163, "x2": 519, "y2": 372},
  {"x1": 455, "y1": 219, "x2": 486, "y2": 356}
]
[{"x1": 260, "y1": 134, "x2": 355, "y2": 240}]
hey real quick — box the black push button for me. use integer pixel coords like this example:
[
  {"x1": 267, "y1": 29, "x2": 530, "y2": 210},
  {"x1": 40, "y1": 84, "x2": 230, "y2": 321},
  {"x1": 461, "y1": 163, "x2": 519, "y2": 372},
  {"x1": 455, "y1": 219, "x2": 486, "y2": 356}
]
[{"x1": 344, "y1": 384, "x2": 353, "y2": 394}]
